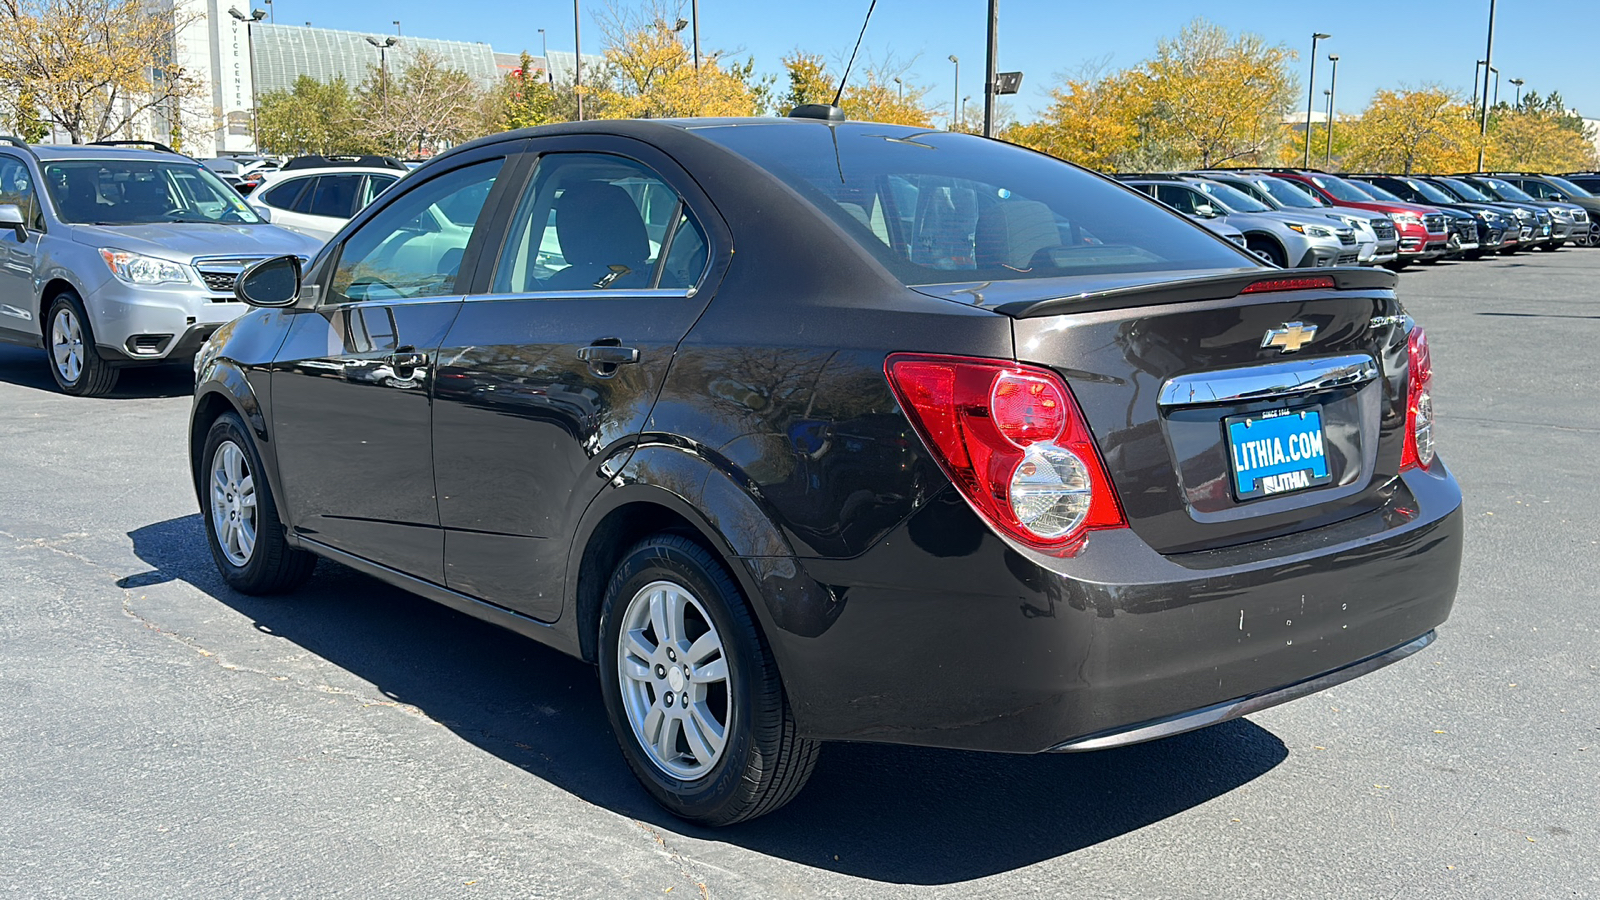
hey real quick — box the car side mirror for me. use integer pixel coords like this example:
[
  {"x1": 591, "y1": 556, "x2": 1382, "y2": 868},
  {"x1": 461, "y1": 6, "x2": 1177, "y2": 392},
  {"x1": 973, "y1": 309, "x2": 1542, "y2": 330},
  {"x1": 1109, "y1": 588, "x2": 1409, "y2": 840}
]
[
  {"x1": 254, "y1": 204, "x2": 272, "y2": 223},
  {"x1": 1194, "y1": 203, "x2": 1220, "y2": 219},
  {"x1": 0, "y1": 203, "x2": 26, "y2": 240},
  {"x1": 1549, "y1": 193, "x2": 1565, "y2": 202},
  {"x1": 236, "y1": 255, "x2": 303, "y2": 308}
]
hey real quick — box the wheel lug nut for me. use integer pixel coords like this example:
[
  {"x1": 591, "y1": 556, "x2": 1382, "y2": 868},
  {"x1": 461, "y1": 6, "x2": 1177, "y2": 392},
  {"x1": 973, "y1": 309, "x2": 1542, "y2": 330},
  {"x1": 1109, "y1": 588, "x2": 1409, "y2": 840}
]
[
  {"x1": 666, "y1": 648, "x2": 676, "y2": 662},
  {"x1": 681, "y1": 692, "x2": 690, "y2": 707},
  {"x1": 664, "y1": 693, "x2": 675, "y2": 707},
  {"x1": 654, "y1": 664, "x2": 666, "y2": 678}
]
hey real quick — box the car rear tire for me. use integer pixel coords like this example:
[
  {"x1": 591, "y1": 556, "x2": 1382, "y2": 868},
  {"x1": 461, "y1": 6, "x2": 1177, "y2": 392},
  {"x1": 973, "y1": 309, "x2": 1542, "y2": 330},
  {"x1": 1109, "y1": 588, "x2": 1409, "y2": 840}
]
[
  {"x1": 201, "y1": 412, "x2": 316, "y2": 595},
  {"x1": 598, "y1": 533, "x2": 819, "y2": 826},
  {"x1": 46, "y1": 293, "x2": 118, "y2": 397},
  {"x1": 1244, "y1": 236, "x2": 1286, "y2": 268}
]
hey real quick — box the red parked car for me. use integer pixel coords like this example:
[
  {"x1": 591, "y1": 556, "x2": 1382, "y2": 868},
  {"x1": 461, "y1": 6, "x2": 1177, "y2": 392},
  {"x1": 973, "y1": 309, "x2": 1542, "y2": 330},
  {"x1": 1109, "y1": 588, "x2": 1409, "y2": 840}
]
[{"x1": 1269, "y1": 170, "x2": 1450, "y2": 268}]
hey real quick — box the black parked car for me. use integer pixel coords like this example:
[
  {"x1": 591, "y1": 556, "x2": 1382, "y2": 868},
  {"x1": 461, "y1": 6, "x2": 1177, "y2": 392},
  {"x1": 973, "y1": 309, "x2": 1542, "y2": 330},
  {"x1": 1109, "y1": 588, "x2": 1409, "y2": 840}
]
[
  {"x1": 1422, "y1": 177, "x2": 1550, "y2": 250},
  {"x1": 1455, "y1": 174, "x2": 1584, "y2": 250},
  {"x1": 1482, "y1": 173, "x2": 1600, "y2": 246},
  {"x1": 190, "y1": 115, "x2": 1463, "y2": 825},
  {"x1": 1350, "y1": 174, "x2": 1515, "y2": 256}
]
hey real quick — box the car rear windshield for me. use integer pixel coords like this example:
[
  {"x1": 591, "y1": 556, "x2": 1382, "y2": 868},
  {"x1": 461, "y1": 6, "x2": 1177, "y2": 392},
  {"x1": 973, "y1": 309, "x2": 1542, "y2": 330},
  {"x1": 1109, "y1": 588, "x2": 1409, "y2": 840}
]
[
  {"x1": 43, "y1": 160, "x2": 261, "y2": 225},
  {"x1": 693, "y1": 123, "x2": 1253, "y2": 285}
]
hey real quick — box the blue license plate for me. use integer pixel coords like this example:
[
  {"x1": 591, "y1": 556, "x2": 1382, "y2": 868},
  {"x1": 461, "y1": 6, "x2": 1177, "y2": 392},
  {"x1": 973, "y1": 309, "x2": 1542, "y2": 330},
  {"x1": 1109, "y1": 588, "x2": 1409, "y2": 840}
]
[{"x1": 1226, "y1": 407, "x2": 1332, "y2": 500}]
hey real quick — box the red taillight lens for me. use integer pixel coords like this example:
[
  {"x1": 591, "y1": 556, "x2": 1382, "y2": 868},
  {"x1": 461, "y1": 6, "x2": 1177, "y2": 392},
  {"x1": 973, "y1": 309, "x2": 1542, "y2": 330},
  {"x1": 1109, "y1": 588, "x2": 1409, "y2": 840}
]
[
  {"x1": 1399, "y1": 326, "x2": 1435, "y2": 471},
  {"x1": 885, "y1": 353, "x2": 1126, "y2": 555}
]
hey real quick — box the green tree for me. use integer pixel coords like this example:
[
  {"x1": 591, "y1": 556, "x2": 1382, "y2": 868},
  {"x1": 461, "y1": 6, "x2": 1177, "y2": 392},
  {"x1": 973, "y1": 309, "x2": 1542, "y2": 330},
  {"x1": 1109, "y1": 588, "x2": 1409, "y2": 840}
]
[
  {"x1": 357, "y1": 49, "x2": 487, "y2": 156},
  {"x1": 497, "y1": 50, "x2": 558, "y2": 130},
  {"x1": 255, "y1": 75, "x2": 370, "y2": 156},
  {"x1": 591, "y1": 4, "x2": 758, "y2": 118},
  {"x1": 1006, "y1": 69, "x2": 1152, "y2": 170},
  {"x1": 1141, "y1": 19, "x2": 1297, "y2": 167}
]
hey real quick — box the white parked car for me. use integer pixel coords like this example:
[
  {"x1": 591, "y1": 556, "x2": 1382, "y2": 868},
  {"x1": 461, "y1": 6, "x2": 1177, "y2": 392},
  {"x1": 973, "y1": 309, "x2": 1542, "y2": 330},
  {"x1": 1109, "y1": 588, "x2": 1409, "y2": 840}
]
[{"x1": 246, "y1": 155, "x2": 407, "y2": 242}]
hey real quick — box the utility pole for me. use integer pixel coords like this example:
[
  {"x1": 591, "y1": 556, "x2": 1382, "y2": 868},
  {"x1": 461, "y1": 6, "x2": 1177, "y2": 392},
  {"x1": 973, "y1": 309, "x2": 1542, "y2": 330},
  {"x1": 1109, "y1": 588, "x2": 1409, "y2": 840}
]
[
  {"x1": 1477, "y1": 0, "x2": 1496, "y2": 171},
  {"x1": 1304, "y1": 32, "x2": 1330, "y2": 167},
  {"x1": 365, "y1": 35, "x2": 399, "y2": 155},
  {"x1": 983, "y1": 0, "x2": 998, "y2": 137},
  {"x1": 948, "y1": 55, "x2": 959, "y2": 131},
  {"x1": 574, "y1": 0, "x2": 584, "y2": 121},
  {"x1": 691, "y1": 0, "x2": 700, "y2": 71}
]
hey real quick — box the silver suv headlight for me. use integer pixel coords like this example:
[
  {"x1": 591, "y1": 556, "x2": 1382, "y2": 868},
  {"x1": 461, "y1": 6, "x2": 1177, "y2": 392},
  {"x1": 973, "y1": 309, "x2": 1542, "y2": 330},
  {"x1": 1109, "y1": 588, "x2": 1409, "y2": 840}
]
[
  {"x1": 98, "y1": 249, "x2": 192, "y2": 286},
  {"x1": 1286, "y1": 222, "x2": 1333, "y2": 238}
]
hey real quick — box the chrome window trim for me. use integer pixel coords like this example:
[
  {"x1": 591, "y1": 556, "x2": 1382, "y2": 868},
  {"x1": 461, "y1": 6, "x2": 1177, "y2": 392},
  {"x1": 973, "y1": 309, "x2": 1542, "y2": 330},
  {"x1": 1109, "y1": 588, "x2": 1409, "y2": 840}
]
[
  {"x1": 1157, "y1": 353, "x2": 1378, "y2": 408},
  {"x1": 460, "y1": 287, "x2": 697, "y2": 303}
]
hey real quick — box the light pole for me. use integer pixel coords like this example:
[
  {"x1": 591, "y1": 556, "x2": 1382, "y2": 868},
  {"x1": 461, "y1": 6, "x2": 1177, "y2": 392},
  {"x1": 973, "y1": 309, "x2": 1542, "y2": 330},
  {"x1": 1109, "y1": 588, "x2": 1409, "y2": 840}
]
[
  {"x1": 961, "y1": 95, "x2": 970, "y2": 128},
  {"x1": 894, "y1": 76, "x2": 903, "y2": 102},
  {"x1": 574, "y1": 0, "x2": 584, "y2": 121},
  {"x1": 948, "y1": 55, "x2": 959, "y2": 131},
  {"x1": 538, "y1": 28, "x2": 551, "y2": 84},
  {"x1": 691, "y1": 0, "x2": 700, "y2": 72},
  {"x1": 1509, "y1": 77, "x2": 1524, "y2": 107},
  {"x1": 1304, "y1": 32, "x2": 1330, "y2": 167},
  {"x1": 983, "y1": 0, "x2": 998, "y2": 137},
  {"x1": 365, "y1": 35, "x2": 399, "y2": 155},
  {"x1": 227, "y1": 7, "x2": 267, "y2": 152},
  {"x1": 1477, "y1": 0, "x2": 1496, "y2": 171},
  {"x1": 262, "y1": 0, "x2": 272, "y2": 22},
  {"x1": 392, "y1": 20, "x2": 401, "y2": 36},
  {"x1": 1325, "y1": 53, "x2": 1339, "y2": 169}
]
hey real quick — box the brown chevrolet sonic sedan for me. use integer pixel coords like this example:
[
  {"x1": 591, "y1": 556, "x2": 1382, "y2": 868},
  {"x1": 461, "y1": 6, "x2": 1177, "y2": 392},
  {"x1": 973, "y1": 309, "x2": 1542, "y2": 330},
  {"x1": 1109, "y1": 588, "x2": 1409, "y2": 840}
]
[{"x1": 191, "y1": 111, "x2": 1462, "y2": 824}]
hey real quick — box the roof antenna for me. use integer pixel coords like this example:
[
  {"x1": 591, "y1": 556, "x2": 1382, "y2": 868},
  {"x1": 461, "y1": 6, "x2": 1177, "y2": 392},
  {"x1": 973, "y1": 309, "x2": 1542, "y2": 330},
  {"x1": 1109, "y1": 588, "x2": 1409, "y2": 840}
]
[
  {"x1": 833, "y1": 0, "x2": 878, "y2": 107},
  {"x1": 789, "y1": 0, "x2": 876, "y2": 122}
]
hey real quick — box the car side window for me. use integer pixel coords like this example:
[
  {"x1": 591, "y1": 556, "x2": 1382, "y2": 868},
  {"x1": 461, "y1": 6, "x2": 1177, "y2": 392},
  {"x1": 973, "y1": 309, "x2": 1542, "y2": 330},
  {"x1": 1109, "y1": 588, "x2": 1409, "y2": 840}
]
[
  {"x1": 329, "y1": 158, "x2": 504, "y2": 304},
  {"x1": 363, "y1": 174, "x2": 399, "y2": 209},
  {"x1": 261, "y1": 177, "x2": 306, "y2": 210},
  {"x1": 1522, "y1": 181, "x2": 1554, "y2": 199},
  {"x1": 0, "y1": 154, "x2": 43, "y2": 231},
  {"x1": 309, "y1": 174, "x2": 361, "y2": 218},
  {"x1": 1154, "y1": 185, "x2": 1200, "y2": 215},
  {"x1": 493, "y1": 152, "x2": 707, "y2": 294}
]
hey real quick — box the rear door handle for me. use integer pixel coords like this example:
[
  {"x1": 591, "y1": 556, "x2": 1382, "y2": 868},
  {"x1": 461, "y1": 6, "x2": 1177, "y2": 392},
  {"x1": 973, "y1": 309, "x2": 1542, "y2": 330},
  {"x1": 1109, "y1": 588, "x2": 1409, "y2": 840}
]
[
  {"x1": 386, "y1": 349, "x2": 429, "y2": 370},
  {"x1": 576, "y1": 345, "x2": 640, "y2": 365}
]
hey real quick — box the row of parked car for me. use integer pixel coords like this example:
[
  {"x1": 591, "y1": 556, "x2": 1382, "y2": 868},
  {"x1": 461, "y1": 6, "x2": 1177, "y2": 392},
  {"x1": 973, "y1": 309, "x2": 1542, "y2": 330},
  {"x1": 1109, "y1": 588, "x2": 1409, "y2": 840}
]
[{"x1": 1117, "y1": 168, "x2": 1600, "y2": 270}]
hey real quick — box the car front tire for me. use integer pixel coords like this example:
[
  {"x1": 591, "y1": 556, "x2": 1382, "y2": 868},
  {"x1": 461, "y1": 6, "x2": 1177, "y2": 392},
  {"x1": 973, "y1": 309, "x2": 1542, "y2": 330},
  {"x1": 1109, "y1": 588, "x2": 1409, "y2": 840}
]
[
  {"x1": 46, "y1": 292, "x2": 118, "y2": 396},
  {"x1": 201, "y1": 411, "x2": 316, "y2": 594},
  {"x1": 598, "y1": 533, "x2": 819, "y2": 826}
]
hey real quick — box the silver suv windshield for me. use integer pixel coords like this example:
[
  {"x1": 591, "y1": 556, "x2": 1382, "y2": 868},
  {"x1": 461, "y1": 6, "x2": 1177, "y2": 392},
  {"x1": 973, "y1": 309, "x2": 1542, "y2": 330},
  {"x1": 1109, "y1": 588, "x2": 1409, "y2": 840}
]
[
  {"x1": 43, "y1": 159, "x2": 262, "y2": 225},
  {"x1": 1194, "y1": 180, "x2": 1273, "y2": 213}
]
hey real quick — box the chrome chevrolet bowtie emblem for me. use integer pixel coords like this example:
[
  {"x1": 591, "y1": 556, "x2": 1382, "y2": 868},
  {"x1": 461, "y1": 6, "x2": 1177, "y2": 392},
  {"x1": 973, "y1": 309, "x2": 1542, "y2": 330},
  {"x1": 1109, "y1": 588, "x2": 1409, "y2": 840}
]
[{"x1": 1261, "y1": 322, "x2": 1317, "y2": 353}]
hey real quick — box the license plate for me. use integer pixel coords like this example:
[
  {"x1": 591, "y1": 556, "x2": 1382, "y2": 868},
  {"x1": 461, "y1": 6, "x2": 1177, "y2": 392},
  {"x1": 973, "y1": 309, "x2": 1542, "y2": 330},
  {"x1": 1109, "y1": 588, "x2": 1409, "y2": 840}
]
[{"x1": 1226, "y1": 407, "x2": 1332, "y2": 500}]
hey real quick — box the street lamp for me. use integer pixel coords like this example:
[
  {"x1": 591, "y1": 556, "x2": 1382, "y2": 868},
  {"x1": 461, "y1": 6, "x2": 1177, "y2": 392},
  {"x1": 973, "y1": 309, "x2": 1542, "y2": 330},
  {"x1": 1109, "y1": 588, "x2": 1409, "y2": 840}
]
[
  {"x1": 227, "y1": 7, "x2": 268, "y2": 152},
  {"x1": 574, "y1": 0, "x2": 584, "y2": 121},
  {"x1": 690, "y1": 0, "x2": 700, "y2": 72},
  {"x1": 961, "y1": 95, "x2": 970, "y2": 127},
  {"x1": 1509, "y1": 77, "x2": 1524, "y2": 107},
  {"x1": 894, "y1": 76, "x2": 903, "y2": 102},
  {"x1": 1477, "y1": 0, "x2": 1497, "y2": 171},
  {"x1": 948, "y1": 54, "x2": 959, "y2": 131},
  {"x1": 262, "y1": 0, "x2": 272, "y2": 22},
  {"x1": 393, "y1": 20, "x2": 401, "y2": 36},
  {"x1": 1325, "y1": 53, "x2": 1339, "y2": 169},
  {"x1": 365, "y1": 35, "x2": 399, "y2": 154},
  {"x1": 538, "y1": 28, "x2": 551, "y2": 84},
  {"x1": 1304, "y1": 32, "x2": 1331, "y2": 167}
]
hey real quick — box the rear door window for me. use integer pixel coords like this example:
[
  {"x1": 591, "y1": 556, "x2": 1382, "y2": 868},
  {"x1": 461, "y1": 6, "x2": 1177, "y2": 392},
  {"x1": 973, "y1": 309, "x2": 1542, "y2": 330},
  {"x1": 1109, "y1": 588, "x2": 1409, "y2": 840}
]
[
  {"x1": 308, "y1": 174, "x2": 362, "y2": 218},
  {"x1": 262, "y1": 177, "x2": 312, "y2": 211}
]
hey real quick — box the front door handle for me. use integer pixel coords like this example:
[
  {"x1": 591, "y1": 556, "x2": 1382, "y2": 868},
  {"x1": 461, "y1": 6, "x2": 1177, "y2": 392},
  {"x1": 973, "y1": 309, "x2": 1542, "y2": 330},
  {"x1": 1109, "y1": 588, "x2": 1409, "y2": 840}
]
[
  {"x1": 576, "y1": 345, "x2": 640, "y2": 365},
  {"x1": 385, "y1": 349, "x2": 429, "y2": 371}
]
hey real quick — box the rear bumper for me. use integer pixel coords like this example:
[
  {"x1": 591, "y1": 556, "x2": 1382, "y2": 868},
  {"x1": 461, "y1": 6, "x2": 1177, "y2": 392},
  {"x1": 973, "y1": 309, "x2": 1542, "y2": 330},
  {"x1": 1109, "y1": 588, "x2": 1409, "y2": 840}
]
[{"x1": 768, "y1": 461, "x2": 1462, "y2": 753}]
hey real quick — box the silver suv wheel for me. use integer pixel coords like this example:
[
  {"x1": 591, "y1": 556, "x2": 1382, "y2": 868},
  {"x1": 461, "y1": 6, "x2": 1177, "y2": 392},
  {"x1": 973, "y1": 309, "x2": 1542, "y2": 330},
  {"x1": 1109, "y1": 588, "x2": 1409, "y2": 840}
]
[
  {"x1": 50, "y1": 306, "x2": 84, "y2": 385},
  {"x1": 616, "y1": 579, "x2": 731, "y2": 781}
]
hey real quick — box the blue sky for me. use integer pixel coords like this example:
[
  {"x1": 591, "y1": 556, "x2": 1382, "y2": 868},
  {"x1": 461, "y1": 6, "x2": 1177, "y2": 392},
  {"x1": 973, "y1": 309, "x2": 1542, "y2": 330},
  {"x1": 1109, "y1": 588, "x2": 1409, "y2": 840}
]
[{"x1": 271, "y1": 0, "x2": 1597, "y2": 122}]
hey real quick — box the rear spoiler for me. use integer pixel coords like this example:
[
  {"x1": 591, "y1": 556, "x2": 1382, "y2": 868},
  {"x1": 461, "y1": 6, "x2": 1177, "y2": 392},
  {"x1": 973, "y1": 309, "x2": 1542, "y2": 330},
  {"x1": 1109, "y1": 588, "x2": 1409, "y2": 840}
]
[{"x1": 998, "y1": 267, "x2": 1398, "y2": 318}]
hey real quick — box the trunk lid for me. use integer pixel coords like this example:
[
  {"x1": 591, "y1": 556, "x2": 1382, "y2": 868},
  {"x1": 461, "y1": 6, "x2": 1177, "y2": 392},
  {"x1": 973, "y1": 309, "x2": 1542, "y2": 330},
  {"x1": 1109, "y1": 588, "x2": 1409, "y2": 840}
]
[{"x1": 917, "y1": 268, "x2": 1410, "y2": 554}]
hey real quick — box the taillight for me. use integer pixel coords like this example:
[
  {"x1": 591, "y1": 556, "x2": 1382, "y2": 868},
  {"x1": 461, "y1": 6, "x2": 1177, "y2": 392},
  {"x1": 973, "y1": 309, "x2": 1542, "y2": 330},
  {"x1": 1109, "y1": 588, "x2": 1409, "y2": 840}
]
[
  {"x1": 884, "y1": 354, "x2": 1125, "y2": 555},
  {"x1": 1399, "y1": 326, "x2": 1435, "y2": 470}
]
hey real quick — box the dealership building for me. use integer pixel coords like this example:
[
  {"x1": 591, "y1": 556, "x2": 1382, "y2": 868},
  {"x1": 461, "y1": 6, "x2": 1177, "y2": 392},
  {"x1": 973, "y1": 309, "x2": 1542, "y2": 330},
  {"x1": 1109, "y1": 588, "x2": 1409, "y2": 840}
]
[{"x1": 167, "y1": 0, "x2": 595, "y2": 157}]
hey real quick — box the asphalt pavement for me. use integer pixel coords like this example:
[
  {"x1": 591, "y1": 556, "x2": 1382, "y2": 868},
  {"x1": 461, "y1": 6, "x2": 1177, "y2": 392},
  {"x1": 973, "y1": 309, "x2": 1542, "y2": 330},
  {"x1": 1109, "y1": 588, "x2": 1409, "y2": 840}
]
[{"x1": 1, "y1": 249, "x2": 1596, "y2": 899}]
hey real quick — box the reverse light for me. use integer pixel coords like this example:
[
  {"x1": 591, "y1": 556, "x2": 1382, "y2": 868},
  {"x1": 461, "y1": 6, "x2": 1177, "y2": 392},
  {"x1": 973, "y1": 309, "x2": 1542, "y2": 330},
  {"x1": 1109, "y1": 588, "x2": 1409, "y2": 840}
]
[
  {"x1": 1399, "y1": 326, "x2": 1435, "y2": 471},
  {"x1": 99, "y1": 248, "x2": 191, "y2": 286},
  {"x1": 885, "y1": 354, "x2": 1125, "y2": 555}
]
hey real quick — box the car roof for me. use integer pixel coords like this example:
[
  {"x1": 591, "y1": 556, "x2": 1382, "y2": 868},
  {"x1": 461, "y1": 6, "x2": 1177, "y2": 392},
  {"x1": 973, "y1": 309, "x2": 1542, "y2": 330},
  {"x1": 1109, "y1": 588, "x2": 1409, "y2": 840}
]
[
  {"x1": 23, "y1": 143, "x2": 199, "y2": 164},
  {"x1": 255, "y1": 166, "x2": 407, "y2": 183}
]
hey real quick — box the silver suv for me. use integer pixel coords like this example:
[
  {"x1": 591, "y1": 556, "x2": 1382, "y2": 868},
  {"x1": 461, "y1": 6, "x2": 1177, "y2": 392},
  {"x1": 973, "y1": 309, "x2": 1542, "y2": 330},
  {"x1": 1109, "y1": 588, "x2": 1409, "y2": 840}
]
[
  {"x1": 0, "y1": 138, "x2": 321, "y2": 395},
  {"x1": 1120, "y1": 175, "x2": 1355, "y2": 267}
]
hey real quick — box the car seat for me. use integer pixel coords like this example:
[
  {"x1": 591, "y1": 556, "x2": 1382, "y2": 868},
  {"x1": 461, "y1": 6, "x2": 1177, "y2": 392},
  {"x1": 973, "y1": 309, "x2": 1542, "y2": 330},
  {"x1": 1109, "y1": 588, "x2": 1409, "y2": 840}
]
[{"x1": 544, "y1": 181, "x2": 652, "y2": 291}]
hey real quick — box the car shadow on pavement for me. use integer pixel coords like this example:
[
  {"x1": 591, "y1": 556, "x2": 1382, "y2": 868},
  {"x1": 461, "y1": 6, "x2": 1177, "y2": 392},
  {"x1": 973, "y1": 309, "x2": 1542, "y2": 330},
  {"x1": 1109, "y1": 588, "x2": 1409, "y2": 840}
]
[
  {"x1": 124, "y1": 514, "x2": 1288, "y2": 885},
  {"x1": 0, "y1": 343, "x2": 193, "y2": 398}
]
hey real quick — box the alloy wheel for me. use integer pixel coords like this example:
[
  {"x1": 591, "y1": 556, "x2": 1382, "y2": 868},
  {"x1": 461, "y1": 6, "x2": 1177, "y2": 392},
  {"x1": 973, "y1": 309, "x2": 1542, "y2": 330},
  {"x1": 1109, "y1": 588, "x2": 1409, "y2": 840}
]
[
  {"x1": 50, "y1": 307, "x2": 84, "y2": 385},
  {"x1": 616, "y1": 579, "x2": 731, "y2": 780},
  {"x1": 209, "y1": 440, "x2": 258, "y2": 567}
]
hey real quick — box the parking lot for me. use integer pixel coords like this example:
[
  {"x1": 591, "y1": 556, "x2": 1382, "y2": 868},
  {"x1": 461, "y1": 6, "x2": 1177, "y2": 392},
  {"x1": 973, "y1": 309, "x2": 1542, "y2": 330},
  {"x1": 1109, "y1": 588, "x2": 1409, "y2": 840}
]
[{"x1": 1, "y1": 249, "x2": 1596, "y2": 898}]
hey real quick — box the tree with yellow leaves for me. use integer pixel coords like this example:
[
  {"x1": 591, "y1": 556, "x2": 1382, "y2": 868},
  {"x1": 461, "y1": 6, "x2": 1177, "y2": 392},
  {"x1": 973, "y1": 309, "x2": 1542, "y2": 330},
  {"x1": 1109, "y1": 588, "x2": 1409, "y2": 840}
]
[
  {"x1": 778, "y1": 51, "x2": 937, "y2": 126},
  {"x1": 1340, "y1": 87, "x2": 1482, "y2": 174},
  {"x1": 1484, "y1": 92, "x2": 1600, "y2": 172},
  {"x1": 1005, "y1": 69, "x2": 1152, "y2": 171},
  {"x1": 0, "y1": 0, "x2": 209, "y2": 144},
  {"x1": 591, "y1": 4, "x2": 759, "y2": 119},
  {"x1": 1141, "y1": 19, "x2": 1296, "y2": 168}
]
